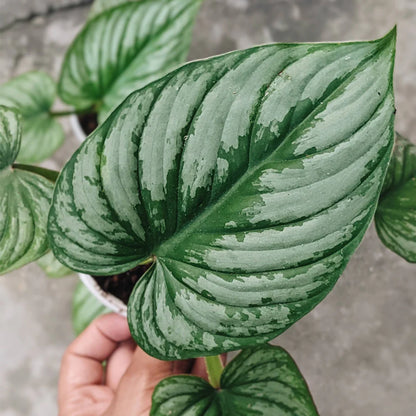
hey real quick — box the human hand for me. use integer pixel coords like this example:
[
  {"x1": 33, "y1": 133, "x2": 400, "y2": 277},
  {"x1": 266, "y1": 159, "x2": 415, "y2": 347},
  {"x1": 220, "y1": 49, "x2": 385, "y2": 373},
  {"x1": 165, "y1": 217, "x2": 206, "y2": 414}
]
[{"x1": 59, "y1": 313, "x2": 210, "y2": 416}]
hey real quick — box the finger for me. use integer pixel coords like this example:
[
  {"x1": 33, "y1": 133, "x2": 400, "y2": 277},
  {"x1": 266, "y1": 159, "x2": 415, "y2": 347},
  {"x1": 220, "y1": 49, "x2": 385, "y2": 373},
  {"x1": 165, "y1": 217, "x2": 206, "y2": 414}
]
[
  {"x1": 105, "y1": 339, "x2": 136, "y2": 391},
  {"x1": 59, "y1": 313, "x2": 131, "y2": 403},
  {"x1": 191, "y1": 358, "x2": 209, "y2": 380},
  {"x1": 105, "y1": 347, "x2": 193, "y2": 416},
  {"x1": 61, "y1": 385, "x2": 114, "y2": 416}
]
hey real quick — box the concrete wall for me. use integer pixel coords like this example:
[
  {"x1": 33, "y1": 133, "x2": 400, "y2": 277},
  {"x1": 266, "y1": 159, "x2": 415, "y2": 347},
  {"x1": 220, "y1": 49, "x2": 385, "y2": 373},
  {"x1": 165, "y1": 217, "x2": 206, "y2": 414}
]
[{"x1": 1, "y1": 1, "x2": 414, "y2": 415}]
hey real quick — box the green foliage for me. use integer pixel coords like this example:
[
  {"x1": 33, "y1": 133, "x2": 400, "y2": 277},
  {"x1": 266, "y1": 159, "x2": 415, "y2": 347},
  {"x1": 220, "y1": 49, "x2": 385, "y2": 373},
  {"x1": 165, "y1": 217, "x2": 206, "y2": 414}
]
[
  {"x1": 89, "y1": 0, "x2": 140, "y2": 19},
  {"x1": 0, "y1": 106, "x2": 20, "y2": 170},
  {"x1": 59, "y1": 0, "x2": 203, "y2": 123},
  {"x1": 49, "y1": 31, "x2": 396, "y2": 359},
  {"x1": 72, "y1": 281, "x2": 111, "y2": 335},
  {"x1": 0, "y1": 106, "x2": 57, "y2": 274},
  {"x1": 37, "y1": 251, "x2": 74, "y2": 278},
  {"x1": 0, "y1": 72, "x2": 64, "y2": 163},
  {"x1": 375, "y1": 133, "x2": 416, "y2": 261},
  {"x1": 151, "y1": 344, "x2": 319, "y2": 416}
]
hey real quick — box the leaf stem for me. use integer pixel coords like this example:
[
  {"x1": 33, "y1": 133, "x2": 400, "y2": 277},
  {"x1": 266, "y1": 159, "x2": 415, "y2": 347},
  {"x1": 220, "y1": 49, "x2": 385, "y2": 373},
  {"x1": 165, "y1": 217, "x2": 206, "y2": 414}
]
[
  {"x1": 12, "y1": 164, "x2": 60, "y2": 182},
  {"x1": 49, "y1": 107, "x2": 94, "y2": 118},
  {"x1": 139, "y1": 256, "x2": 156, "y2": 266},
  {"x1": 205, "y1": 355, "x2": 224, "y2": 389}
]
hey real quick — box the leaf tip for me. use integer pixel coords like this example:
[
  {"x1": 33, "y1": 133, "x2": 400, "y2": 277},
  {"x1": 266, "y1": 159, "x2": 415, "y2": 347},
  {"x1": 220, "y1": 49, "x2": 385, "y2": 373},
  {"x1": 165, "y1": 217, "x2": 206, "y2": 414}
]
[{"x1": 379, "y1": 26, "x2": 397, "y2": 47}]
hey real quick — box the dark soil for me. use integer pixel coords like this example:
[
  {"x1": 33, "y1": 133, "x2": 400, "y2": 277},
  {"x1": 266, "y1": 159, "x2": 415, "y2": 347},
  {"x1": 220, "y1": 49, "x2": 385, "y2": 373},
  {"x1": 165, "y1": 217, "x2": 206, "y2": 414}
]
[
  {"x1": 78, "y1": 113, "x2": 99, "y2": 135},
  {"x1": 93, "y1": 262, "x2": 154, "y2": 305}
]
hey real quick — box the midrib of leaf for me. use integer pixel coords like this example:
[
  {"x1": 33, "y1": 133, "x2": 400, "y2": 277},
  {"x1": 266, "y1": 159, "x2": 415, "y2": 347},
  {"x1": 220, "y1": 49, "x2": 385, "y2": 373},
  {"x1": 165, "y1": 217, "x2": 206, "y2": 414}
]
[
  {"x1": 155, "y1": 40, "x2": 392, "y2": 259},
  {"x1": 90, "y1": 0, "x2": 199, "y2": 106}
]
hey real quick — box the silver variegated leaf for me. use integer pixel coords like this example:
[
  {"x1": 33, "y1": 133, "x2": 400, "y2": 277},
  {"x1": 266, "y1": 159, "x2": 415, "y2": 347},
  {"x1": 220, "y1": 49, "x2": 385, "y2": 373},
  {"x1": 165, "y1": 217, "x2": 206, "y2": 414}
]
[
  {"x1": 59, "y1": 0, "x2": 203, "y2": 123},
  {"x1": 375, "y1": 134, "x2": 416, "y2": 261},
  {"x1": 49, "y1": 31, "x2": 396, "y2": 359},
  {"x1": 0, "y1": 72, "x2": 64, "y2": 163},
  {"x1": 0, "y1": 106, "x2": 56, "y2": 274},
  {"x1": 89, "y1": 0, "x2": 139, "y2": 19},
  {"x1": 151, "y1": 344, "x2": 319, "y2": 416}
]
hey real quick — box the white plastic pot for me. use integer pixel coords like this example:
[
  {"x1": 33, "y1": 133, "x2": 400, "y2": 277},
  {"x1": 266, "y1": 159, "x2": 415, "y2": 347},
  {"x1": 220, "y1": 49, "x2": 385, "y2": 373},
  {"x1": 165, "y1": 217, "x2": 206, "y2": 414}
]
[
  {"x1": 70, "y1": 115, "x2": 127, "y2": 315},
  {"x1": 70, "y1": 114, "x2": 87, "y2": 143},
  {"x1": 79, "y1": 273, "x2": 128, "y2": 316}
]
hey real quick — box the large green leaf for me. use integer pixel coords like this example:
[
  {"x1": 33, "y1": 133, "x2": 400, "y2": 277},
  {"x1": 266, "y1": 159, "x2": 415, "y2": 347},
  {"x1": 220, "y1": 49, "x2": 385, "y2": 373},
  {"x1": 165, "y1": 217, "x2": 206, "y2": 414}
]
[
  {"x1": 375, "y1": 134, "x2": 416, "y2": 261},
  {"x1": 59, "y1": 0, "x2": 203, "y2": 123},
  {"x1": 72, "y1": 281, "x2": 111, "y2": 335},
  {"x1": 0, "y1": 106, "x2": 56, "y2": 274},
  {"x1": 49, "y1": 31, "x2": 396, "y2": 359},
  {"x1": 89, "y1": 0, "x2": 139, "y2": 19},
  {"x1": 151, "y1": 344, "x2": 319, "y2": 416},
  {"x1": 0, "y1": 72, "x2": 65, "y2": 163}
]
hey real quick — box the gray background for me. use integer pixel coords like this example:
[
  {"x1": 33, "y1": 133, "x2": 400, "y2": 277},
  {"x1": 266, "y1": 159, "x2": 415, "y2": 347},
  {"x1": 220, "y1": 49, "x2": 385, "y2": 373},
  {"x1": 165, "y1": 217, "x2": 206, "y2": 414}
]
[{"x1": 1, "y1": 0, "x2": 415, "y2": 415}]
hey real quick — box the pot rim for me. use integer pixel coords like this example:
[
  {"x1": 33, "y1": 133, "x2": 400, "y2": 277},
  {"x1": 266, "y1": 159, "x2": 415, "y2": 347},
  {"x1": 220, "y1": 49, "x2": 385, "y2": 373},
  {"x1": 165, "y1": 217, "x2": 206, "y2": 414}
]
[
  {"x1": 69, "y1": 113, "x2": 87, "y2": 143},
  {"x1": 79, "y1": 273, "x2": 128, "y2": 316}
]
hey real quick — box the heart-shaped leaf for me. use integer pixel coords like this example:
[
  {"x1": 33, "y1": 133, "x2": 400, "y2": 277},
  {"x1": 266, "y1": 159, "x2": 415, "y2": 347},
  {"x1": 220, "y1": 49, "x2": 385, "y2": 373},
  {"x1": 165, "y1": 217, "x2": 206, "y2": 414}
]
[
  {"x1": 151, "y1": 344, "x2": 319, "y2": 416},
  {"x1": 0, "y1": 72, "x2": 65, "y2": 163},
  {"x1": 49, "y1": 31, "x2": 396, "y2": 359},
  {"x1": 375, "y1": 134, "x2": 416, "y2": 261},
  {"x1": 37, "y1": 251, "x2": 74, "y2": 278},
  {"x1": 59, "y1": 0, "x2": 203, "y2": 123},
  {"x1": 0, "y1": 106, "x2": 57, "y2": 274},
  {"x1": 72, "y1": 281, "x2": 111, "y2": 335},
  {"x1": 89, "y1": 0, "x2": 139, "y2": 19}
]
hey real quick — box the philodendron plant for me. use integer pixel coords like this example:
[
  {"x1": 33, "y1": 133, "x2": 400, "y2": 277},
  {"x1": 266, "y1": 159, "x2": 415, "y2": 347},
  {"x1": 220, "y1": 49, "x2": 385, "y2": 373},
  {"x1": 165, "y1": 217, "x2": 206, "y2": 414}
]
[
  {"x1": 45, "y1": 27, "x2": 403, "y2": 413},
  {"x1": 1, "y1": 5, "x2": 415, "y2": 413}
]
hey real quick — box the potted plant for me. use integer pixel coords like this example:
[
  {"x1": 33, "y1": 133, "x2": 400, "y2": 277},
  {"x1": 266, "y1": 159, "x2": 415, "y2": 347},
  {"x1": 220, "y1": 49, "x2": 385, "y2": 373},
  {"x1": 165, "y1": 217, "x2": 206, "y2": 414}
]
[{"x1": 1, "y1": 0, "x2": 415, "y2": 413}]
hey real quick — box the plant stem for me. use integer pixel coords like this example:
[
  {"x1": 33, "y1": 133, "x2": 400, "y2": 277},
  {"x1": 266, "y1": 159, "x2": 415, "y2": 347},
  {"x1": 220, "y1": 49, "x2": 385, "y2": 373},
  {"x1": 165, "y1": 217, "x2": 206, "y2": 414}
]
[
  {"x1": 49, "y1": 110, "x2": 76, "y2": 117},
  {"x1": 139, "y1": 256, "x2": 155, "y2": 266},
  {"x1": 205, "y1": 355, "x2": 224, "y2": 389},
  {"x1": 49, "y1": 107, "x2": 94, "y2": 118},
  {"x1": 13, "y1": 164, "x2": 60, "y2": 182}
]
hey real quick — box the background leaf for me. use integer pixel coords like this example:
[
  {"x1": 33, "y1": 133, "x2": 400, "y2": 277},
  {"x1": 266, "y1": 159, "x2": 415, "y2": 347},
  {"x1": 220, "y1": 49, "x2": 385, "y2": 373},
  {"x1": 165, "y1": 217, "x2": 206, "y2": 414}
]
[
  {"x1": 37, "y1": 251, "x2": 74, "y2": 278},
  {"x1": 151, "y1": 344, "x2": 319, "y2": 416},
  {"x1": 72, "y1": 281, "x2": 111, "y2": 335},
  {"x1": 375, "y1": 133, "x2": 416, "y2": 261},
  {"x1": 0, "y1": 72, "x2": 65, "y2": 163},
  {"x1": 49, "y1": 31, "x2": 396, "y2": 359},
  {"x1": 59, "y1": 0, "x2": 203, "y2": 123},
  {"x1": 0, "y1": 106, "x2": 55, "y2": 274},
  {"x1": 0, "y1": 105, "x2": 21, "y2": 170},
  {"x1": 89, "y1": 0, "x2": 139, "y2": 19}
]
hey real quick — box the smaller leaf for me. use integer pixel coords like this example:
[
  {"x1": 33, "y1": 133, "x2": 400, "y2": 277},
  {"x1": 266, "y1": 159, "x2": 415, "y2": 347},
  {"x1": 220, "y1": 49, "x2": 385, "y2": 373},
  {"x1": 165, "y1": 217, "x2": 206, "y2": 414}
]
[
  {"x1": 89, "y1": 0, "x2": 139, "y2": 19},
  {"x1": 59, "y1": 0, "x2": 203, "y2": 123},
  {"x1": 72, "y1": 281, "x2": 111, "y2": 335},
  {"x1": 0, "y1": 105, "x2": 21, "y2": 169},
  {"x1": 0, "y1": 72, "x2": 65, "y2": 163},
  {"x1": 375, "y1": 134, "x2": 416, "y2": 261},
  {"x1": 37, "y1": 251, "x2": 74, "y2": 278},
  {"x1": 0, "y1": 106, "x2": 56, "y2": 274},
  {"x1": 151, "y1": 344, "x2": 319, "y2": 416}
]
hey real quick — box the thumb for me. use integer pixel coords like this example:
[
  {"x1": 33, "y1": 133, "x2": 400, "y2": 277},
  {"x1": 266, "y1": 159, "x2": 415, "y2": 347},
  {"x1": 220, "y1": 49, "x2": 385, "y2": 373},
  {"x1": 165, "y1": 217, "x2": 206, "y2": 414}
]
[{"x1": 104, "y1": 347, "x2": 193, "y2": 416}]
